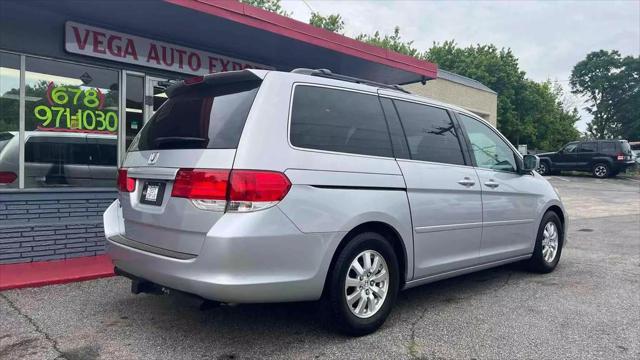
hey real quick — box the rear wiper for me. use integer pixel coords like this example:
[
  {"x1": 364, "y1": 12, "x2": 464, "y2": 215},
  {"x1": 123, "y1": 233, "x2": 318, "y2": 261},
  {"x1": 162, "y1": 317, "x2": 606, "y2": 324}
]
[{"x1": 153, "y1": 137, "x2": 208, "y2": 148}]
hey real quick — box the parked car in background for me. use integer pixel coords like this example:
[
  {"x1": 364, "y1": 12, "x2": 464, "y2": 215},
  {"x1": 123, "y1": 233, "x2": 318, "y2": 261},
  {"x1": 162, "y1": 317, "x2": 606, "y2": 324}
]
[
  {"x1": 536, "y1": 139, "x2": 635, "y2": 178},
  {"x1": 630, "y1": 142, "x2": 640, "y2": 165},
  {"x1": 104, "y1": 69, "x2": 567, "y2": 335},
  {"x1": 0, "y1": 131, "x2": 117, "y2": 188}
]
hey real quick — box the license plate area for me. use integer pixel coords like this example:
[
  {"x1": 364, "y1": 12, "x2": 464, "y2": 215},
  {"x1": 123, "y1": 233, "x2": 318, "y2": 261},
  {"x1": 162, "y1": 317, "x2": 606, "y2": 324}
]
[{"x1": 140, "y1": 181, "x2": 166, "y2": 206}]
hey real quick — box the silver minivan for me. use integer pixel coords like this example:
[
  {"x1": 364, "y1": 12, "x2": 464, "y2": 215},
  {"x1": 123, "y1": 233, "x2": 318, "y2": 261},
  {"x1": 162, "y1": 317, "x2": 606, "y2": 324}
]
[{"x1": 104, "y1": 69, "x2": 567, "y2": 335}]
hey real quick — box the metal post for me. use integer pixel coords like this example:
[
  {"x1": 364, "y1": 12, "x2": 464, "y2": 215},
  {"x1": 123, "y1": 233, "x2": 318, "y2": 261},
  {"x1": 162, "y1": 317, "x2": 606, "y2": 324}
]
[{"x1": 18, "y1": 55, "x2": 25, "y2": 189}]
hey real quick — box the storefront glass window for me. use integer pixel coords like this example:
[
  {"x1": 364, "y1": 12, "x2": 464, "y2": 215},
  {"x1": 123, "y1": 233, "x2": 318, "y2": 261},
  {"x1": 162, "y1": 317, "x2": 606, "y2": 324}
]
[
  {"x1": 0, "y1": 52, "x2": 21, "y2": 188},
  {"x1": 24, "y1": 57, "x2": 119, "y2": 188}
]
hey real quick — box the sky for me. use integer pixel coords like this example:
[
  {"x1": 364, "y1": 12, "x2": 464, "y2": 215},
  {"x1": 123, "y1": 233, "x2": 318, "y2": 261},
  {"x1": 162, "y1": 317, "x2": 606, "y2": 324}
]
[{"x1": 280, "y1": 0, "x2": 640, "y2": 132}]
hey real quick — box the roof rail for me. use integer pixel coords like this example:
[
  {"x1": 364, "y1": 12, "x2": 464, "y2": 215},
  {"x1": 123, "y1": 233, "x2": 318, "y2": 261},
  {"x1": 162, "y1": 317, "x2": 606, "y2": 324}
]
[{"x1": 290, "y1": 68, "x2": 410, "y2": 94}]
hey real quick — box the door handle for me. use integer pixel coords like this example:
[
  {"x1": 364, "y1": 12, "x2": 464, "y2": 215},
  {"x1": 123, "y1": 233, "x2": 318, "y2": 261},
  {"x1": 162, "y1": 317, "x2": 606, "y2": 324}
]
[
  {"x1": 484, "y1": 180, "x2": 500, "y2": 188},
  {"x1": 457, "y1": 177, "x2": 476, "y2": 187}
]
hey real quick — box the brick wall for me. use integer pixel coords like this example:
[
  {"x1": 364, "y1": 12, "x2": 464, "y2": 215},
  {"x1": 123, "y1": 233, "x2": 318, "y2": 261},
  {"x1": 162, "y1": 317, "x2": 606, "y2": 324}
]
[{"x1": 0, "y1": 191, "x2": 116, "y2": 264}]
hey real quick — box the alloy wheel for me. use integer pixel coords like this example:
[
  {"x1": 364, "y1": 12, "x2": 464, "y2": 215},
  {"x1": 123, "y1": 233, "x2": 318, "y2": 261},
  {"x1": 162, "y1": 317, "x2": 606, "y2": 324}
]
[
  {"x1": 541, "y1": 221, "x2": 559, "y2": 263},
  {"x1": 344, "y1": 250, "x2": 389, "y2": 318},
  {"x1": 594, "y1": 165, "x2": 608, "y2": 178}
]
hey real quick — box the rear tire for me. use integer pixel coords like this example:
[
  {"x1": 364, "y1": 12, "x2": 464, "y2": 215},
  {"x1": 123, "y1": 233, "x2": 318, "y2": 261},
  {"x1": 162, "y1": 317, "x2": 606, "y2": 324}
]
[
  {"x1": 325, "y1": 232, "x2": 399, "y2": 336},
  {"x1": 526, "y1": 211, "x2": 563, "y2": 273},
  {"x1": 592, "y1": 163, "x2": 609, "y2": 178}
]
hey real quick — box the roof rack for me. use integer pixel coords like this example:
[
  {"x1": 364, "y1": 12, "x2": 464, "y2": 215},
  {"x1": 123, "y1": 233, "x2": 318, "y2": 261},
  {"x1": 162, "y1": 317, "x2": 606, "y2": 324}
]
[{"x1": 291, "y1": 68, "x2": 410, "y2": 94}]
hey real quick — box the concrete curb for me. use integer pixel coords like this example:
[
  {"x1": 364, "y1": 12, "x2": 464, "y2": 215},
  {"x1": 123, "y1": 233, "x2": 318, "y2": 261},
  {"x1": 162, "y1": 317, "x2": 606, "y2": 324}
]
[{"x1": 0, "y1": 255, "x2": 114, "y2": 291}]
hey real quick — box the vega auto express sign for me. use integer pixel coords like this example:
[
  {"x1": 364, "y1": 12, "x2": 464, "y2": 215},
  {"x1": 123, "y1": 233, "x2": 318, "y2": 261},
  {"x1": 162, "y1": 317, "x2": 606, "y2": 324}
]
[{"x1": 65, "y1": 21, "x2": 271, "y2": 75}]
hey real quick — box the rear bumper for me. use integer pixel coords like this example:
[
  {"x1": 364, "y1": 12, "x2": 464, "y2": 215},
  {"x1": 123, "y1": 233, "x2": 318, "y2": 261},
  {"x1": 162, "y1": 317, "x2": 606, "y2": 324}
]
[
  {"x1": 613, "y1": 161, "x2": 637, "y2": 171},
  {"x1": 103, "y1": 200, "x2": 345, "y2": 303}
]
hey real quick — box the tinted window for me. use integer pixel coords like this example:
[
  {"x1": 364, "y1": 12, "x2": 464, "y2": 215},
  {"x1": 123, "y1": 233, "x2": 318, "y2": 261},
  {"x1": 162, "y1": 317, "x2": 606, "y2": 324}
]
[
  {"x1": 290, "y1": 86, "x2": 393, "y2": 157},
  {"x1": 458, "y1": 114, "x2": 518, "y2": 172},
  {"x1": 379, "y1": 98, "x2": 410, "y2": 159},
  {"x1": 131, "y1": 81, "x2": 260, "y2": 151},
  {"x1": 563, "y1": 143, "x2": 578, "y2": 153},
  {"x1": 26, "y1": 137, "x2": 88, "y2": 165},
  {"x1": 393, "y1": 100, "x2": 465, "y2": 165},
  {"x1": 600, "y1": 142, "x2": 616, "y2": 154},
  {"x1": 578, "y1": 142, "x2": 597, "y2": 153}
]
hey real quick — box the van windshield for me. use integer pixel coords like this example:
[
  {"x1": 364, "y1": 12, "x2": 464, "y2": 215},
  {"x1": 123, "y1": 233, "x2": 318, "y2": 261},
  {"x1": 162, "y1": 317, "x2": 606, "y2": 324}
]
[{"x1": 130, "y1": 80, "x2": 260, "y2": 151}]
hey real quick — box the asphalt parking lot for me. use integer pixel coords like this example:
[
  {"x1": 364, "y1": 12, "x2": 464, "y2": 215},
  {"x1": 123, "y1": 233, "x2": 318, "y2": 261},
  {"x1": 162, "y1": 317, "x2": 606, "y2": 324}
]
[{"x1": 1, "y1": 175, "x2": 639, "y2": 360}]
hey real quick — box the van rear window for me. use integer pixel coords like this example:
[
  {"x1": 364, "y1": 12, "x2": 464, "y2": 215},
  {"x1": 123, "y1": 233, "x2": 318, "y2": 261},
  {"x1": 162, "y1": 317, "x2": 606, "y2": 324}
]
[
  {"x1": 130, "y1": 81, "x2": 260, "y2": 151},
  {"x1": 0, "y1": 132, "x2": 14, "y2": 154}
]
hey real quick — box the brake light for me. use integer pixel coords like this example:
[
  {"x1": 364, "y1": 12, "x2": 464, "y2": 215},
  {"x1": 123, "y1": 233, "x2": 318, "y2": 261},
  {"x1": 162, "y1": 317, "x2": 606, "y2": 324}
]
[
  {"x1": 117, "y1": 169, "x2": 136, "y2": 192},
  {"x1": 616, "y1": 152, "x2": 625, "y2": 161},
  {"x1": 228, "y1": 170, "x2": 291, "y2": 212},
  {"x1": 172, "y1": 169, "x2": 230, "y2": 200},
  {"x1": 0, "y1": 171, "x2": 17, "y2": 184},
  {"x1": 184, "y1": 76, "x2": 204, "y2": 85},
  {"x1": 170, "y1": 169, "x2": 291, "y2": 212}
]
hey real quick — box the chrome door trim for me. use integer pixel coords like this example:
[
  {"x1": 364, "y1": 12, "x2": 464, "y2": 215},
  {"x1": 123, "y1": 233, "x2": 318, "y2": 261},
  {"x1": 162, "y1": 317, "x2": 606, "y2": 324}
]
[
  {"x1": 414, "y1": 219, "x2": 534, "y2": 233},
  {"x1": 415, "y1": 222, "x2": 483, "y2": 233},
  {"x1": 483, "y1": 219, "x2": 534, "y2": 228}
]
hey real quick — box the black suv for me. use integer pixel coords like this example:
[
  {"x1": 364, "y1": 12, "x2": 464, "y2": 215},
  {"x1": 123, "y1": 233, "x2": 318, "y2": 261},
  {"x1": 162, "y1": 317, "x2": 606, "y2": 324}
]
[{"x1": 536, "y1": 140, "x2": 635, "y2": 178}]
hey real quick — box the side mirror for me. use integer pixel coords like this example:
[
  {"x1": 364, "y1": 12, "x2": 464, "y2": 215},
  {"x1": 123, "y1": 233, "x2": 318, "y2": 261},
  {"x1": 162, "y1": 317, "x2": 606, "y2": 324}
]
[{"x1": 521, "y1": 154, "x2": 539, "y2": 173}]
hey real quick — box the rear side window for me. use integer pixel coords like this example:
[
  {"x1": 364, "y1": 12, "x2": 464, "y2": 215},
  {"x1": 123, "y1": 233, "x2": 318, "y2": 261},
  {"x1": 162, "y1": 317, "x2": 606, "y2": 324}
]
[
  {"x1": 600, "y1": 142, "x2": 616, "y2": 154},
  {"x1": 393, "y1": 100, "x2": 465, "y2": 165},
  {"x1": 290, "y1": 86, "x2": 393, "y2": 157},
  {"x1": 131, "y1": 81, "x2": 260, "y2": 151},
  {"x1": 578, "y1": 142, "x2": 597, "y2": 153}
]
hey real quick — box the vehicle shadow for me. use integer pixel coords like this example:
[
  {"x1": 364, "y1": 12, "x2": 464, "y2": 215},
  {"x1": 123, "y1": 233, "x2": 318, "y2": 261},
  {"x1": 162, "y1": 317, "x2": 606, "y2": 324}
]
[{"x1": 108, "y1": 261, "x2": 531, "y2": 351}]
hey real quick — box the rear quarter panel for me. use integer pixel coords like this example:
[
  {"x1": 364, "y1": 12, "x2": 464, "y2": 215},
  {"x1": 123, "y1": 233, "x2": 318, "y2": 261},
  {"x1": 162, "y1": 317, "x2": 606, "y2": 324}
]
[{"x1": 233, "y1": 73, "x2": 415, "y2": 280}]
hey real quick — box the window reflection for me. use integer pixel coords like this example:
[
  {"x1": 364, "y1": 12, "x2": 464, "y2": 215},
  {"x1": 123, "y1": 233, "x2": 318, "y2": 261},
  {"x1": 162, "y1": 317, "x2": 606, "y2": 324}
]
[
  {"x1": 24, "y1": 57, "x2": 119, "y2": 188},
  {"x1": 0, "y1": 52, "x2": 21, "y2": 188}
]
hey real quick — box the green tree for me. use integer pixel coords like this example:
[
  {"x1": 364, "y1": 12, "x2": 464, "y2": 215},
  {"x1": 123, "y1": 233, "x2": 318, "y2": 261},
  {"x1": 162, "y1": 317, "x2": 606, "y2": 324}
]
[
  {"x1": 570, "y1": 50, "x2": 640, "y2": 140},
  {"x1": 425, "y1": 41, "x2": 580, "y2": 150},
  {"x1": 309, "y1": 12, "x2": 345, "y2": 33},
  {"x1": 239, "y1": 0, "x2": 291, "y2": 17},
  {"x1": 356, "y1": 27, "x2": 420, "y2": 57}
]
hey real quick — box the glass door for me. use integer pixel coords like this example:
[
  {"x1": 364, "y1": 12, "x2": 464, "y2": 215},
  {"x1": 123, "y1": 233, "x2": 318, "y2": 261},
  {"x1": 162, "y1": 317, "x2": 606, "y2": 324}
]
[
  {"x1": 144, "y1": 76, "x2": 171, "y2": 122},
  {"x1": 124, "y1": 72, "x2": 144, "y2": 151}
]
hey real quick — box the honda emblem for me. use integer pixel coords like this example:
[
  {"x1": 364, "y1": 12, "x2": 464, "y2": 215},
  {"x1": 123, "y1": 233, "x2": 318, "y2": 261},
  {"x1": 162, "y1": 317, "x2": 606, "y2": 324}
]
[{"x1": 148, "y1": 152, "x2": 160, "y2": 165}]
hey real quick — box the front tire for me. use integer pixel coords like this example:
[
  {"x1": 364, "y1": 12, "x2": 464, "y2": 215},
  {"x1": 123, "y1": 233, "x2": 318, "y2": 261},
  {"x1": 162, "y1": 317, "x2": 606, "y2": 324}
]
[
  {"x1": 325, "y1": 232, "x2": 399, "y2": 336},
  {"x1": 526, "y1": 211, "x2": 563, "y2": 273},
  {"x1": 592, "y1": 163, "x2": 609, "y2": 178},
  {"x1": 537, "y1": 161, "x2": 550, "y2": 176}
]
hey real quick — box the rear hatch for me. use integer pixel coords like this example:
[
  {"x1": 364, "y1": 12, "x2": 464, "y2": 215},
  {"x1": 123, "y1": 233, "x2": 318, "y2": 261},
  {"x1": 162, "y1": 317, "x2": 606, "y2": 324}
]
[
  {"x1": 619, "y1": 141, "x2": 633, "y2": 160},
  {"x1": 119, "y1": 70, "x2": 263, "y2": 256}
]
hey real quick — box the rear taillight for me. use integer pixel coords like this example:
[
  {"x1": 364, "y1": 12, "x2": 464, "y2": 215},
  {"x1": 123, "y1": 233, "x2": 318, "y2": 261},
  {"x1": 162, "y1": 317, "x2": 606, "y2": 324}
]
[
  {"x1": 228, "y1": 170, "x2": 291, "y2": 212},
  {"x1": 170, "y1": 169, "x2": 290, "y2": 212},
  {"x1": 616, "y1": 152, "x2": 625, "y2": 161},
  {"x1": 172, "y1": 169, "x2": 229, "y2": 200},
  {"x1": 0, "y1": 171, "x2": 17, "y2": 184},
  {"x1": 117, "y1": 169, "x2": 136, "y2": 192}
]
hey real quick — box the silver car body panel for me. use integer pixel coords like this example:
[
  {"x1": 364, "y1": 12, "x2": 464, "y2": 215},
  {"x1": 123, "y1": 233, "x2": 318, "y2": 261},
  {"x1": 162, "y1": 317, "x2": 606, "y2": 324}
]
[{"x1": 105, "y1": 70, "x2": 567, "y2": 303}]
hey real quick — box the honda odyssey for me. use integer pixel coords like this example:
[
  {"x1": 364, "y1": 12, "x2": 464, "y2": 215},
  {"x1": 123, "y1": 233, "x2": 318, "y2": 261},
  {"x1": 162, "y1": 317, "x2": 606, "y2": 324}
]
[{"x1": 104, "y1": 69, "x2": 567, "y2": 335}]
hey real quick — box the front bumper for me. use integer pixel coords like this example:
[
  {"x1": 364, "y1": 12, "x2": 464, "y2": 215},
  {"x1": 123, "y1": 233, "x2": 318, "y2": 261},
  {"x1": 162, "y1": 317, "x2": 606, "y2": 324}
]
[{"x1": 104, "y1": 200, "x2": 344, "y2": 303}]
